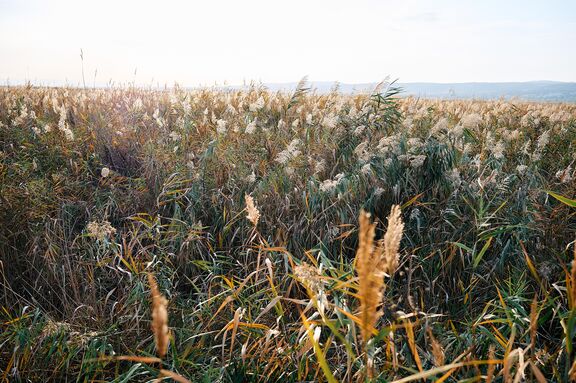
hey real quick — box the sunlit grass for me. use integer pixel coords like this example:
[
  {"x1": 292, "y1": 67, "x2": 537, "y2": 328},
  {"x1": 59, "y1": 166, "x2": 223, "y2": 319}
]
[{"x1": 0, "y1": 83, "x2": 575, "y2": 381}]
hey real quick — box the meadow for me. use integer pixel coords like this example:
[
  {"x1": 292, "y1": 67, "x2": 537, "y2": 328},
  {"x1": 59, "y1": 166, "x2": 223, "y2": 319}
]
[{"x1": 1, "y1": 82, "x2": 575, "y2": 382}]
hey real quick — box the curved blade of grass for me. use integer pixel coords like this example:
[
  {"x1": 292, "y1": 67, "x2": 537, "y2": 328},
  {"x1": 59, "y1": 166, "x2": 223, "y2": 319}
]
[
  {"x1": 546, "y1": 191, "x2": 576, "y2": 208},
  {"x1": 473, "y1": 237, "x2": 493, "y2": 269},
  {"x1": 391, "y1": 360, "x2": 502, "y2": 383},
  {"x1": 301, "y1": 313, "x2": 338, "y2": 383}
]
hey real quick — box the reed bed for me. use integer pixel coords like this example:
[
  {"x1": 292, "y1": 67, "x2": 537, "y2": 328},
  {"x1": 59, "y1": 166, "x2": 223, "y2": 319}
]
[{"x1": 1, "y1": 83, "x2": 575, "y2": 381}]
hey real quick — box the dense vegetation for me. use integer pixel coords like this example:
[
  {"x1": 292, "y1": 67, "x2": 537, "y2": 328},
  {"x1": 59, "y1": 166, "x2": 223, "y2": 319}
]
[{"x1": 1, "y1": 83, "x2": 575, "y2": 382}]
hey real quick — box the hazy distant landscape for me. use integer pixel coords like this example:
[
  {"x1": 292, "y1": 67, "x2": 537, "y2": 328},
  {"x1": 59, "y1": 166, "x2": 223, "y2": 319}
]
[
  {"x1": 259, "y1": 80, "x2": 576, "y2": 101},
  {"x1": 7, "y1": 80, "x2": 576, "y2": 102}
]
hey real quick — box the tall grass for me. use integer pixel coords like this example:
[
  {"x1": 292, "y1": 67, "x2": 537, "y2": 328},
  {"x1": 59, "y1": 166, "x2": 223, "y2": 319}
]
[{"x1": 0, "y1": 83, "x2": 575, "y2": 381}]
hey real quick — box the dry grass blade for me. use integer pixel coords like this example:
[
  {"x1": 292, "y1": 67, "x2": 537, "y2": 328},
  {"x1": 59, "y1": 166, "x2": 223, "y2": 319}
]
[
  {"x1": 92, "y1": 355, "x2": 162, "y2": 364},
  {"x1": 529, "y1": 295, "x2": 538, "y2": 353},
  {"x1": 435, "y1": 368, "x2": 457, "y2": 383},
  {"x1": 405, "y1": 319, "x2": 423, "y2": 372},
  {"x1": 569, "y1": 359, "x2": 576, "y2": 381},
  {"x1": 157, "y1": 369, "x2": 192, "y2": 383},
  {"x1": 390, "y1": 366, "x2": 460, "y2": 383},
  {"x1": 115, "y1": 356, "x2": 162, "y2": 363},
  {"x1": 229, "y1": 307, "x2": 243, "y2": 362},
  {"x1": 529, "y1": 362, "x2": 547, "y2": 383},
  {"x1": 148, "y1": 273, "x2": 169, "y2": 359},
  {"x1": 391, "y1": 360, "x2": 502, "y2": 383}
]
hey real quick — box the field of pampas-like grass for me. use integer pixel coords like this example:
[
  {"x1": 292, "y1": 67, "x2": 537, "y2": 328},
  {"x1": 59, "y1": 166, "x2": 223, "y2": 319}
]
[{"x1": 1, "y1": 82, "x2": 576, "y2": 382}]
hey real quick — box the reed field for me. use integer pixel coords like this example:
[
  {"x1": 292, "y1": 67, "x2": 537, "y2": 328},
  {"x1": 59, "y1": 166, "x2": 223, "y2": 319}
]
[{"x1": 1, "y1": 82, "x2": 576, "y2": 382}]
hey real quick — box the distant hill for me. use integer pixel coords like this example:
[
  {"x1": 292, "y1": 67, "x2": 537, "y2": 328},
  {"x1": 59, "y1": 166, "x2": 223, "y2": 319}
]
[{"x1": 257, "y1": 81, "x2": 576, "y2": 102}]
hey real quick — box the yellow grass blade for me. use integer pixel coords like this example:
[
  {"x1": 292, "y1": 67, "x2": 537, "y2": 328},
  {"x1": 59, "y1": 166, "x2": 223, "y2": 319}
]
[
  {"x1": 158, "y1": 369, "x2": 192, "y2": 383},
  {"x1": 301, "y1": 313, "x2": 338, "y2": 383},
  {"x1": 404, "y1": 320, "x2": 423, "y2": 373}
]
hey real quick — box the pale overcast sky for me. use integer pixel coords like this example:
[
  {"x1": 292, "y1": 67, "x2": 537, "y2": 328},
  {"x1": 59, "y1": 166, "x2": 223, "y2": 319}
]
[{"x1": 1, "y1": 0, "x2": 575, "y2": 86}]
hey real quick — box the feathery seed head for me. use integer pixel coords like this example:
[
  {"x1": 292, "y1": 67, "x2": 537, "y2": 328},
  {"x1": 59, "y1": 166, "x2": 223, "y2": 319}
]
[
  {"x1": 245, "y1": 194, "x2": 260, "y2": 227},
  {"x1": 148, "y1": 274, "x2": 169, "y2": 358},
  {"x1": 378, "y1": 205, "x2": 404, "y2": 276}
]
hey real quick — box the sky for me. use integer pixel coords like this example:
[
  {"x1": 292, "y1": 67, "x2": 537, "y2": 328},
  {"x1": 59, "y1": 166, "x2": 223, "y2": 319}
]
[{"x1": 1, "y1": 0, "x2": 575, "y2": 87}]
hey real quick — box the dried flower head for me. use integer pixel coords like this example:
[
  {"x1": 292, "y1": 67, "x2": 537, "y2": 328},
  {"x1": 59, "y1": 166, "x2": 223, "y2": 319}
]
[
  {"x1": 409, "y1": 155, "x2": 427, "y2": 169},
  {"x1": 356, "y1": 206, "x2": 404, "y2": 336},
  {"x1": 355, "y1": 210, "x2": 381, "y2": 344},
  {"x1": 86, "y1": 220, "x2": 116, "y2": 240},
  {"x1": 249, "y1": 96, "x2": 265, "y2": 112},
  {"x1": 378, "y1": 205, "x2": 405, "y2": 275},
  {"x1": 245, "y1": 194, "x2": 260, "y2": 227},
  {"x1": 245, "y1": 120, "x2": 257, "y2": 134},
  {"x1": 216, "y1": 119, "x2": 227, "y2": 134},
  {"x1": 148, "y1": 273, "x2": 169, "y2": 358},
  {"x1": 555, "y1": 165, "x2": 573, "y2": 183},
  {"x1": 275, "y1": 138, "x2": 301, "y2": 164},
  {"x1": 294, "y1": 262, "x2": 325, "y2": 294}
]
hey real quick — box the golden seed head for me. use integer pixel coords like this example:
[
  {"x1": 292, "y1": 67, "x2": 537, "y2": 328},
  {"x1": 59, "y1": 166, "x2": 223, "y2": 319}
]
[
  {"x1": 356, "y1": 206, "x2": 404, "y2": 345},
  {"x1": 148, "y1": 274, "x2": 169, "y2": 359},
  {"x1": 355, "y1": 210, "x2": 381, "y2": 344}
]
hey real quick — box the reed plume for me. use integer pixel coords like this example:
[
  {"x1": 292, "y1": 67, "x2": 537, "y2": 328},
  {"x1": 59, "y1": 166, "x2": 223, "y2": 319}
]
[
  {"x1": 355, "y1": 206, "x2": 404, "y2": 377},
  {"x1": 356, "y1": 206, "x2": 404, "y2": 342},
  {"x1": 378, "y1": 204, "x2": 405, "y2": 276},
  {"x1": 148, "y1": 273, "x2": 169, "y2": 359},
  {"x1": 356, "y1": 210, "x2": 380, "y2": 344},
  {"x1": 245, "y1": 193, "x2": 260, "y2": 227}
]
